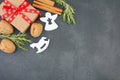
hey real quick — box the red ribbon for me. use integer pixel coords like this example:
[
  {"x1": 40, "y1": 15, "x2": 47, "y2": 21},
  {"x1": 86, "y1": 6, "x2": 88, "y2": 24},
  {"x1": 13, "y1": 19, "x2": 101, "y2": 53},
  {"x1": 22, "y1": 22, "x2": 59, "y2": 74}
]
[{"x1": 2, "y1": 0, "x2": 40, "y2": 24}]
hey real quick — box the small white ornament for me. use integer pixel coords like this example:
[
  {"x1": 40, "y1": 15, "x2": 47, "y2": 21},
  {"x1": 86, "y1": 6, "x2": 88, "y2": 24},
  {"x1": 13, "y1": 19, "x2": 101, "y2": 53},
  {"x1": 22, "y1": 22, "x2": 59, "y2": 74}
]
[
  {"x1": 30, "y1": 37, "x2": 50, "y2": 53},
  {"x1": 40, "y1": 12, "x2": 58, "y2": 31}
]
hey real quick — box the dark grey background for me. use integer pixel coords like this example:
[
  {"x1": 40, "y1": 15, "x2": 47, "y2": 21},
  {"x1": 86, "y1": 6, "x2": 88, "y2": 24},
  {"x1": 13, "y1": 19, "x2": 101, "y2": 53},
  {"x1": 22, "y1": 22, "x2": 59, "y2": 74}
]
[{"x1": 0, "y1": 0, "x2": 120, "y2": 80}]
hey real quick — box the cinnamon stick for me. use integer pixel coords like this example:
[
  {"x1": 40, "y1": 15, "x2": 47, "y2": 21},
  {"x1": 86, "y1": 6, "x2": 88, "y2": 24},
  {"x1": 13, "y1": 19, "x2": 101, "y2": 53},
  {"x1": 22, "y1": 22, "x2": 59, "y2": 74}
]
[
  {"x1": 35, "y1": 0, "x2": 55, "y2": 6},
  {"x1": 33, "y1": 0, "x2": 63, "y2": 15},
  {"x1": 33, "y1": 3, "x2": 62, "y2": 15}
]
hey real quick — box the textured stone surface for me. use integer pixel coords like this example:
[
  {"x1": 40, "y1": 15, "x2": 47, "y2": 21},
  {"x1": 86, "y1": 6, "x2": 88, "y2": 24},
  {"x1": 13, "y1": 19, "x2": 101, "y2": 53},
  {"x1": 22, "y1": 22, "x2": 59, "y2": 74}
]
[{"x1": 0, "y1": 0, "x2": 120, "y2": 80}]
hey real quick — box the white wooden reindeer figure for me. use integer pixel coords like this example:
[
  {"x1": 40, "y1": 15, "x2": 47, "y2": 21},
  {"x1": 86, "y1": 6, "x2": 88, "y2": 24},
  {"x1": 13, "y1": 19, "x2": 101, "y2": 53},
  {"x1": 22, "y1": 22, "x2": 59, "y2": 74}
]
[{"x1": 30, "y1": 37, "x2": 50, "y2": 53}]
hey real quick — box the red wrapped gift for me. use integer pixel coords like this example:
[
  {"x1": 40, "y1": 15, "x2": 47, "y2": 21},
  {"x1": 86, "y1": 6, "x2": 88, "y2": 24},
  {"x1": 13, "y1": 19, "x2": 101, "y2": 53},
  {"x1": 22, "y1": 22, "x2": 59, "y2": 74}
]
[{"x1": 0, "y1": 0, "x2": 41, "y2": 33}]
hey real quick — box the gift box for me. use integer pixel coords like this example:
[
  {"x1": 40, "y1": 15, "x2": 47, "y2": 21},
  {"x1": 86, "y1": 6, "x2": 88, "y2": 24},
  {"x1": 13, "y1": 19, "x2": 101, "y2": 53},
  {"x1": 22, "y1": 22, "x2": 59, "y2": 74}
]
[{"x1": 0, "y1": 0, "x2": 40, "y2": 33}]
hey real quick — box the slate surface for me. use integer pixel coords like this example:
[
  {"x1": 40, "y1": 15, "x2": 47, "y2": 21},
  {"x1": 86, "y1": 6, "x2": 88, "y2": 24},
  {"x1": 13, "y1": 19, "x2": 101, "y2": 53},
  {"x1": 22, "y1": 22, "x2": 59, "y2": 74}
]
[{"x1": 0, "y1": 0, "x2": 120, "y2": 80}]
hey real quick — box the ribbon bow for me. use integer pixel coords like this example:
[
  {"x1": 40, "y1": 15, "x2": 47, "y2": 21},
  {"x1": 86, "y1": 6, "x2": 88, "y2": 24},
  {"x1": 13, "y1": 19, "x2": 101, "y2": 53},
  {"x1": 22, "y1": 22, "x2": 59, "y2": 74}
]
[{"x1": 2, "y1": 0, "x2": 40, "y2": 24}]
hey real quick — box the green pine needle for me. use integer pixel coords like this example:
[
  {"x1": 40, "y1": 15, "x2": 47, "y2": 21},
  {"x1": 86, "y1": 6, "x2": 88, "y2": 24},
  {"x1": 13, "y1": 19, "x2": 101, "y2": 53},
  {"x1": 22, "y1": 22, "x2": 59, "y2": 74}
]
[
  {"x1": 53, "y1": 0, "x2": 76, "y2": 24},
  {"x1": 0, "y1": 33, "x2": 32, "y2": 51}
]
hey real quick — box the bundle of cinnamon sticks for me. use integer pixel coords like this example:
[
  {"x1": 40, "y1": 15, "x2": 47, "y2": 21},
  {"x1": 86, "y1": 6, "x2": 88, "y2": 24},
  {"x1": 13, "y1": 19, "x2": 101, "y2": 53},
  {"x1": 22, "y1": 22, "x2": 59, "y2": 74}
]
[{"x1": 32, "y1": 0, "x2": 63, "y2": 15}]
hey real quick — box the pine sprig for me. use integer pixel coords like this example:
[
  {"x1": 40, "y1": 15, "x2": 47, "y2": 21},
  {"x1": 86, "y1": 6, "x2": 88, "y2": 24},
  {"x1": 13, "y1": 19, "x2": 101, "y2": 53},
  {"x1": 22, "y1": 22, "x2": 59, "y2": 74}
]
[
  {"x1": 53, "y1": 0, "x2": 76, "y2": 24},
  {"x1": 0, "y1": 33, "x2": 32, "y2": 51}
]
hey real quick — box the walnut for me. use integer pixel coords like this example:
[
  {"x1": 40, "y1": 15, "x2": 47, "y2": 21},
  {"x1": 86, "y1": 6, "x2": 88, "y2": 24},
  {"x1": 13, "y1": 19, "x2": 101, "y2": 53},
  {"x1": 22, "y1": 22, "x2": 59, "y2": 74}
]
[
  {"x1": 0, "y1": 20, "x2": 14, "y2": 34},
  {"x1": 30, "y1": 23, "x2": 43, "y2": 38},
  {"x1": 0, "y1": 39, "x2": 16, "y2": 54}
]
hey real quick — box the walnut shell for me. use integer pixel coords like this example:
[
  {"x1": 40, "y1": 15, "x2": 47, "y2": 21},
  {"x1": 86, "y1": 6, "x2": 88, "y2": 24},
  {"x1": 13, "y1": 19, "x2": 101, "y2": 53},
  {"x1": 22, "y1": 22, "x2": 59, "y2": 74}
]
[
  {"x1": 0, "y1": 39, "x2": 16, "y2": 54},
  {"x1": 30, "y1": 23, "x2": 43, "y2": 38},
  {"x1": 0, "y1": 20, "x2": 14, "y2": 34}
]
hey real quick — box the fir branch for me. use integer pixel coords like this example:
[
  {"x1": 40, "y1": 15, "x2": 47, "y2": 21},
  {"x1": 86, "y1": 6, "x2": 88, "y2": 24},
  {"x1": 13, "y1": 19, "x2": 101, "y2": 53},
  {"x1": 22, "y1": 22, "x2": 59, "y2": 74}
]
[
  {"x1": 0, "y1": 33, "x2": 32, "y2": 51},
  {"x1": 53, "y1": 0, "x2": 76, "y2": 24}
]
